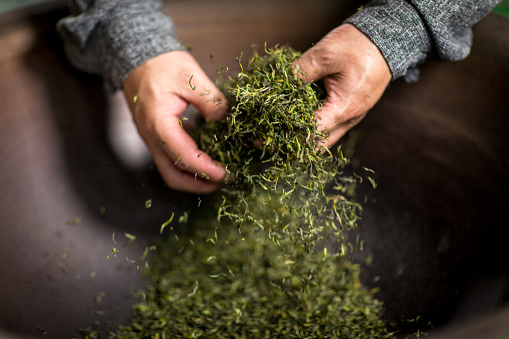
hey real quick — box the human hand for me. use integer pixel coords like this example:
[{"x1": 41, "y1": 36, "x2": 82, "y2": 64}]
[
  {"x1": 294, "y1": 23, "x2": 392, "y2": 149},
  {"x1": 123, "y1": 50, "x2": 228, "y2": 193}
]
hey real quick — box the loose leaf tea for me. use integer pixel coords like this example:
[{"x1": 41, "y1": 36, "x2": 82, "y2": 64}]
[
  {"x1": 195, "y1": 44, "x2": 360, "y2": 255},
  {"x1": 81, "y1": 45, "x2": 397, "y2": 338},
  {"x1": 97, "y1": 211, "x2": 394, "y2": 338}
]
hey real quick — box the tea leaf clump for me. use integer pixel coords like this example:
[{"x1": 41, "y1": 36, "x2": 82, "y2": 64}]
[
  {"x1": 196, "y1": 45, "x2": 361, "y2": 255},
  {"x1": 81, "y1": 46, "x2": 395, "y2": 338}
]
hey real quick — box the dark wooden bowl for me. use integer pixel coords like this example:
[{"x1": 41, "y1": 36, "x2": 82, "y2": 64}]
[{"x1": 1, "y1": 1, "x2": 508, "y2": 337}]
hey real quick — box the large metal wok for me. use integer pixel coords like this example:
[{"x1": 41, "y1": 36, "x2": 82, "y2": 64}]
[{"x1": 1, "y1": 1, "x2": 508, "y2": 337}]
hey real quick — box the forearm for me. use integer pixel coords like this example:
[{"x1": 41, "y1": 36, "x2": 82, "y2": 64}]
[
  {"x1": 57, "y1": 0, "x2": 186, "y2": 92},
  {"x1": 345, "y1": 0, "x2": 501, "y2": 80}
]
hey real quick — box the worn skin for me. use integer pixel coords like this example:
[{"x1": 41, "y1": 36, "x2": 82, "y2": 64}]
[
  {"x1": 123, "y1": 51, "x2": 228, "y2": 193},
  {"x1": 295, "y1": 24, "x2": 392, "y2": 149},
  {"x1": 123, "y1": 24, "x2": 391, "y2": 193}
]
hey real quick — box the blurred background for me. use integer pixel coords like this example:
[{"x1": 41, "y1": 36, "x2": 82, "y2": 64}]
[
  {"x1": 0, "y1": 0, "x2": 55, "y2": 13},
  {"x1": 1, "y1": 0, "x2": 509, "y2": 17},
  {"x1": 1, "y1": 1, "x2": 508, "y2": 338}
]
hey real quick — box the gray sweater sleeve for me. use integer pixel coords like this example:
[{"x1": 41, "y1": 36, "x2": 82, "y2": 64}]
[
  {"x1": 57, "y1": 0, "x2": 500, "y2": 89},
  {"x1": 56, "y1": 0, "x2": 186, "y2": 93},
  {"x1": 345, "y1": 0, "x2": 501, "y2": 80}
]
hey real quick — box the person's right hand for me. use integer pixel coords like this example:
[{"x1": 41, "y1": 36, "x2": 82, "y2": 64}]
[{"x1": 123, "y1": 50, "x2": 229, "y2": 193}]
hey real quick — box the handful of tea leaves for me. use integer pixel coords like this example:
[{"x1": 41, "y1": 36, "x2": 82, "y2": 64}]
[
  {"x1": 196, "y1": 45, "x2": 360, "y2": 255},
  {"x1": 81, "y1": 46, "x2": 395, "y2": 338}
]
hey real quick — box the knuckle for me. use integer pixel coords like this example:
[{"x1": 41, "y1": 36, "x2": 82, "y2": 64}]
[{"x1": 175, "y1": 158, "x2": 189, "y2": 170}]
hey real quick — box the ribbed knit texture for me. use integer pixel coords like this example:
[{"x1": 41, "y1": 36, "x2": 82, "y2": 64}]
[
  {"x1": 57, "y1": 0, "x2": 501, "y2": 89},
  {"x1": 57, "y1": 0, "x2": 186, "y2": 92},
  {"x1": 344, "y1": 0, "x2": 500, "y2": 79}
]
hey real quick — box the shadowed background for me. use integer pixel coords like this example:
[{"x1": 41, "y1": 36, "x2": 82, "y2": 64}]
[{"x1": 1, "y1": 1, "x2": 509, "y2": 338}]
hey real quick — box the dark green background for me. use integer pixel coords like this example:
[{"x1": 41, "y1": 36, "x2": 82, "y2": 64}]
[{"x1": 493, "y1": 0, "x2": 509, "y2": 18}]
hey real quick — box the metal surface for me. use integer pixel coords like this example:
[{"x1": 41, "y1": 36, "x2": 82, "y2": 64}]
[
  {"x1": 0, "y1": 1, "x2": 508, "y2": 338},
  {"x1": 349, "y1": 12, "x2": 509, "y2": 333}
]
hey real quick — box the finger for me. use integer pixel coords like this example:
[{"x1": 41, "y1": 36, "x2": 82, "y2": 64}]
[
  {"x1": 155, "y1": 113, "x2": 226, "y2": 183},
  {"x1": 134, "y1": 88, "x2": 226, "y2": 185},
  {"x1": 316, "y1": 101, "x2": 366, "y2": 150},
  {"x1": 179, "y1": 68, "x2": 229, "y2": 121},
  {"x1": 319, "y1": 124, "x2": 351, "y2": 150},
  {"x1": 151, "y1": 145, "x2": 221, "y2": 194},
  {"x1": 293, "y1": 44, "x2": 329, "y2": 84}
]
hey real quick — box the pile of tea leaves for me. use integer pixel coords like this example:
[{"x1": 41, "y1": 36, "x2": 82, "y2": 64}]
[
  {"x1": 195, "y1": 44, "x2": 361, "y2": 255},
  {"x1": 81, "y1": 45, "x2": 396, "y2": 338},
  {"x1": 90, "y1": 206, "x2": 393, "y2": 338}
]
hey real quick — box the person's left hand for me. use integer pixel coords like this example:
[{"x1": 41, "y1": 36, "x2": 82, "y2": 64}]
[{"x1": 294, "y1": 23, "x2": 392, "y2": 149}]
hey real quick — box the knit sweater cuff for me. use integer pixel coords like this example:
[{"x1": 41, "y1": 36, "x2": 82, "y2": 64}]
[
  {"x1": 103, "y1": 6, "x2": 186, "y2": 92},
  {"x1": 344, "y1": 0, "x2": 432, "y2": 80}
]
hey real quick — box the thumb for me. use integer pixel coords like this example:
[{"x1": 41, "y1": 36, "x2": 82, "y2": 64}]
[{"x1": 293, "y1": 46, "x2": 328, "y2": 84}]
